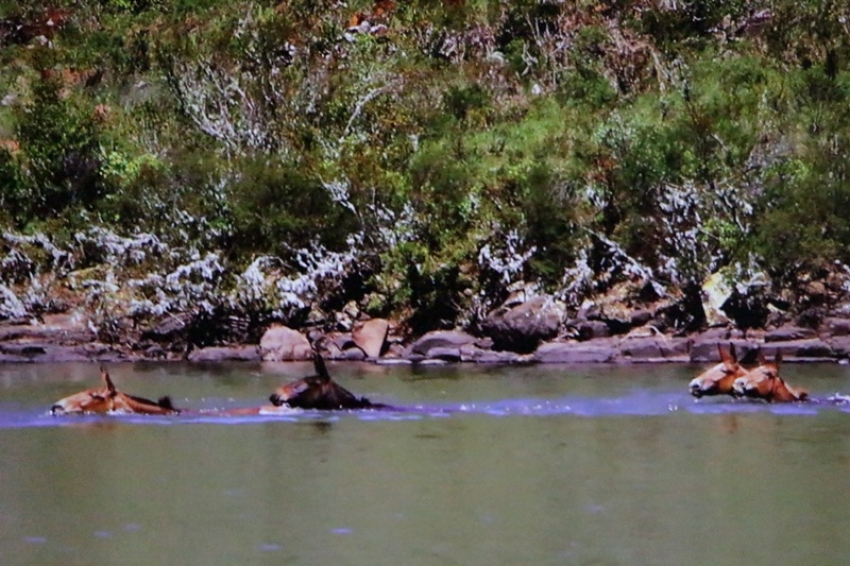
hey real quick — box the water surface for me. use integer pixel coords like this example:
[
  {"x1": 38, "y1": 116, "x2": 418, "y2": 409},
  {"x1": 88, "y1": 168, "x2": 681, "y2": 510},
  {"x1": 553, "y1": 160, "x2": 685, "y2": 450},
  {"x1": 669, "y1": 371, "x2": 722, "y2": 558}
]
[{"x1": 1, "y1": 361, "x2": 849, "y2": 565}]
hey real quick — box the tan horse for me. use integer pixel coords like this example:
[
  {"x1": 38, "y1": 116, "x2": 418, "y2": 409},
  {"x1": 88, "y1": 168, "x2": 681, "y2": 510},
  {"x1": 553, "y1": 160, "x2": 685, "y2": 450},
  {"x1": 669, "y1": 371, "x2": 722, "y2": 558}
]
[
  {"x1": 732, "y1": 353, "x2": 808, "y2": 402},
  {"x1": 268, "y1": 352, "x2": 386, "y2": 410},
  {"x1": 689, "y1": 344, "x2": 748, "y2": 398},
  {"x1": 51, "y1": 367, "x2": 180, "y2": 415}
]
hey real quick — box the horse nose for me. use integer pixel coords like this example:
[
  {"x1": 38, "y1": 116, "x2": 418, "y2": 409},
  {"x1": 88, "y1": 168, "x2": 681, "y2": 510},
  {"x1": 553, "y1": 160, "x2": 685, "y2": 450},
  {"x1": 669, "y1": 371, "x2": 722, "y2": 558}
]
[
  {"x1": 689, "y1": 381, "x2": 703, "y2": 397},
  {"x1": 269, "y1": 394, "x2": 282, "y2": 406},
  {"x1": 50, "y1": 404, "x2": 64, "y2": 414}
]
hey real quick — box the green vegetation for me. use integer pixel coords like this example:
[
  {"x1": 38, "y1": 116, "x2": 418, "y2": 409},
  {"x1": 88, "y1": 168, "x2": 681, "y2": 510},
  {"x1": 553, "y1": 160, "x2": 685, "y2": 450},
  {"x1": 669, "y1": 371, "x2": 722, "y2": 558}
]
[{"x1": 2, "y1": 0, "x2": 850, "y2": 333}]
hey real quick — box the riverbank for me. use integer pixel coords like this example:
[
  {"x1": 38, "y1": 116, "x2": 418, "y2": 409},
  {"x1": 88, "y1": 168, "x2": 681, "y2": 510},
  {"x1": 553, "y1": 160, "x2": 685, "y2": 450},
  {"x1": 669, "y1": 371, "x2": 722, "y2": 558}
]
[{"x1": 2, "y1": 310, "x2": 849, "y2": 365}]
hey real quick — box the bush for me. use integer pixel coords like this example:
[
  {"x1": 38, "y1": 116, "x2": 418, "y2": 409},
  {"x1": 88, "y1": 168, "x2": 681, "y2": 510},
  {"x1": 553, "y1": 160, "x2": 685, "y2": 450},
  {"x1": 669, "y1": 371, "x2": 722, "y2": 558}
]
[
  {"x1": 14, "y1": 68, "x2": 105, "y2": 225},
  {"x1": 227, "y1": 158, "x2": 358, "y2": 260}
]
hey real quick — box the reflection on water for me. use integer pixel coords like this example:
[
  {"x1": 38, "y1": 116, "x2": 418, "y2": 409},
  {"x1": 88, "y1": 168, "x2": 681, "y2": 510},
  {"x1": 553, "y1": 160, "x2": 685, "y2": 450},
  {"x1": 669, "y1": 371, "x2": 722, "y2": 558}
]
[{"x1": 1, "y1": 362, "x2": 850, "y2": 566}]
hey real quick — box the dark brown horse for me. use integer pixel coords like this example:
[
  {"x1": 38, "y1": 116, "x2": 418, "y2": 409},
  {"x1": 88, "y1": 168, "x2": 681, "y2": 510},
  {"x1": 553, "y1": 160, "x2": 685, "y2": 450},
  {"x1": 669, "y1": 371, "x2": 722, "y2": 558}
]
[
  {"x1": 51, "y1": 367, "x2": 180, "y2": 415},
  {"x1": 269, "y1": 352, "x2": 387, "y2": 410}
]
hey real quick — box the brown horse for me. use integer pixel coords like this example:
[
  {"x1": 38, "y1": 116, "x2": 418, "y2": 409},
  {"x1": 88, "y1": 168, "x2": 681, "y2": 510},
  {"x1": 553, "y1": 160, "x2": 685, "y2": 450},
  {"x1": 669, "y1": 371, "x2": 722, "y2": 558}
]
[
  {"x1": 689, "y1": 344, "x2": 748, "y2": 398},
  {"x1": 268, "y1": 352, "x2": 386, "y2": 410},
  {"x1": 50, "y1": 367, "x2": 180, "y2": 415},
  {"x1": 732, "y1": 353, "x2": 808, "y2": 403}
]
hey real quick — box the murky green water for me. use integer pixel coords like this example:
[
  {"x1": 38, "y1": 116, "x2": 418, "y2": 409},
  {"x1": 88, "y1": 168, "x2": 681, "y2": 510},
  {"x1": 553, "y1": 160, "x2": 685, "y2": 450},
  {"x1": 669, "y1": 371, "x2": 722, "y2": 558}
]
[{"x1": 1, "y1": 361, "x2": 850, "y2": 565}]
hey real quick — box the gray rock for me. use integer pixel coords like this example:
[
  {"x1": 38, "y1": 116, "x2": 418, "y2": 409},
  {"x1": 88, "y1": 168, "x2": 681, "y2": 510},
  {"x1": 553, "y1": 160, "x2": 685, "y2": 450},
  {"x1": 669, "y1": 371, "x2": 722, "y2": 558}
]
[
  {"x1": 576, "y1": 320, "x2": 610, "y2": 341},
  {"x1": 482, "y1": 295, "x2": 565, "y2": 353},
  {"x1": 0, "y1": 342, "x2": 132, "y2": 363},
  {"x1": 0, "y1": 314, "x2": 96, "y2": 344},
  {"x1": 827, "y1": 336, "x2": 850, "y2": 357},
  {"x1": 532, "y1": 340, "x2": 618, "y2": 363},
  {"x1": 764, "y1": 326, "x2": 818, "y2": 343},
  {"x1": 410, "y1": 330, "x2": 477, "y2": 357},
  {"x1": 352, "y1": 318, "x2": 389, "y2": 359},
  {"x1": 618, "y1": 337, "x2": 691, "y2": 362},
  {"x1": 459, "y1": 344, "x2": 524, "y2": 363},
  {"x1": 825, "y1": 318, "x2": 850, "y2": 337},
  {"x1": 426, "y1": 346, "x2": 462, "y2": 362},
  {"x1": 188, "y1": 346, "x2": 260, "y2": 362},
  {"x1": 259, "y1": 325, "x2": 312, "y2": 361},
  {"x1": 689, "y1": 338, "x2": 758, "y2": 363},
  {"x1": 759, "y1": 339, "x2": 835, "y2": 361}
]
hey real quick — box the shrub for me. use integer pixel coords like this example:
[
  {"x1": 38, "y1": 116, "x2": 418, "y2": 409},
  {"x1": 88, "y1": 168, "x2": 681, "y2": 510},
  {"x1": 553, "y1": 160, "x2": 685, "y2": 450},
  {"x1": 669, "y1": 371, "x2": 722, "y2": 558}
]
[
  {"x1": 14, "y1": 69, "x2": 105, "y2": 225},
  {"x1": 227, "y1": 157, "x2": 359, "y2": 260}
]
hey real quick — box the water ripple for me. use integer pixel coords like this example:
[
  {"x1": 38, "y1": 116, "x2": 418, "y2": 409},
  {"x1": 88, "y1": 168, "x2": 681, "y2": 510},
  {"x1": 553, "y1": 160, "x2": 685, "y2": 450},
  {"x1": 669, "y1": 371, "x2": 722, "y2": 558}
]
[{"x1": 1, "y1": 390, "x2": 848, "y2": 428}]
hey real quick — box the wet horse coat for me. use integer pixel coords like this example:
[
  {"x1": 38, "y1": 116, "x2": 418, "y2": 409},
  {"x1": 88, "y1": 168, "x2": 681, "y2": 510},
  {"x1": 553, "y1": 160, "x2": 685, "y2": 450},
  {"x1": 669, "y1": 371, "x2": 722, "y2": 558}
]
[
  {"x1": 732, "y1": 353, "x2": 808, "y2": 403},
  {"x1": 689, "y1": 344, "x2": 748, "y2": 398},
  {"x1": 269, "y1": 353, "x2": 388, "y2": 410},
  {"x1": 50, "y1": 368, "x2": 180, "y2": 415}
]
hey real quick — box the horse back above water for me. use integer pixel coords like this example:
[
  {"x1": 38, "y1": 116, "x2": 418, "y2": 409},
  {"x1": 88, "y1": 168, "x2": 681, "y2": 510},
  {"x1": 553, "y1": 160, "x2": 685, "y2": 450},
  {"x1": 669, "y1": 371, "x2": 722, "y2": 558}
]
[
  {"x1": 269, "y1": 352, "x2": 386, "y2": 410},
  {"x1": 50, "y1": 367, "x2": 180, "y2": 415}
]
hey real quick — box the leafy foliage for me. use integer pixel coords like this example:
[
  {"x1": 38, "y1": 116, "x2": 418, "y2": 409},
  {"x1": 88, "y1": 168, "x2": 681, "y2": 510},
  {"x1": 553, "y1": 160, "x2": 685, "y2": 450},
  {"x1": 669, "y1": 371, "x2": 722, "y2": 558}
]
[{"x1": 2, "y1": 0, "x2": 850, "y2": 332}]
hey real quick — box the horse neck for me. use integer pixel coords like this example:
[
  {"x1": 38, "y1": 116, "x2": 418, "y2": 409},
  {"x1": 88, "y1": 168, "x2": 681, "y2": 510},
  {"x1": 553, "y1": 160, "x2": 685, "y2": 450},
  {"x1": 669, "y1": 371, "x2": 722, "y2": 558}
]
[
  {"x1": 716, "y1": 367, "x2": 744, "y2": 394},
  {"x1": 121, "y1": 394, "x2": 173, "y2": 415},
  {"x1": 767, "y1": 379, "x2": 800, "y2": 402}
]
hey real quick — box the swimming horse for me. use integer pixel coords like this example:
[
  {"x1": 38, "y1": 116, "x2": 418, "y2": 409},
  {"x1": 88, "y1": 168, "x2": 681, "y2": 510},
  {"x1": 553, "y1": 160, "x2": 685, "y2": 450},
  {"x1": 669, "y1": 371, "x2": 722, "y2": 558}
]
[
  {"x1": 732, "y1": 352, "x2": 808, "y2": 403},
  {"x1": 50, "y1": 367, "x2": 181, "y2": 415},
  {"x1": 211, "y1": 351, "x2": 391, "y2": 416},
  {"x1": 688, "y1": 343, "x2": 749, "y2": 398},
  {"x1": 268, "y1": 351, "x2": 390, "y2": 410}
]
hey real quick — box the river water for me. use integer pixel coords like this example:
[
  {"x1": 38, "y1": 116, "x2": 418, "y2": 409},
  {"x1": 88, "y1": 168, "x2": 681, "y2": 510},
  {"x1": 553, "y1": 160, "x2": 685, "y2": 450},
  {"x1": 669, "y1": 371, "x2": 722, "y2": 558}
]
[{"x1": 1, "y1": 361, "x2": 849, "y2": 566}]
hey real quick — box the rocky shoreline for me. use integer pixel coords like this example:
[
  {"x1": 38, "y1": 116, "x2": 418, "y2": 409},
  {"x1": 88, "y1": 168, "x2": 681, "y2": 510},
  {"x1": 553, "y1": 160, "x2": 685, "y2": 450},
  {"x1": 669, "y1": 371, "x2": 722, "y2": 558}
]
[{"x1": 2, "y1": 311, "x2": 849, "y2": 366}]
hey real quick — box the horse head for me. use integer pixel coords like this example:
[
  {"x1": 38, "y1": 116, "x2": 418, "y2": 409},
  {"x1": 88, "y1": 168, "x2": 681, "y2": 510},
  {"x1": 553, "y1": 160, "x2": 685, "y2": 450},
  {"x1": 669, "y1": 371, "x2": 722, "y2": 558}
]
[
  {"x1": 689, "y1": 344, "x2": 747, "y2": 398},
  {"x1": 732, "y1": 353, "x2": 808, "y2": 402},
  {"x1": 268, "y1": 352, "x2": 375, "y2": 410}
]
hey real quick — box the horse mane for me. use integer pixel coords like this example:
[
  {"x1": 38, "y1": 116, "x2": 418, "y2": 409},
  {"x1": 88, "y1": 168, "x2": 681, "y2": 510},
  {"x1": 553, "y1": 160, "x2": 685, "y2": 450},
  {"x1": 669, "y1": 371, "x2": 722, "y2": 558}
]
[
  {"x1": 126, "y1": 393, "x2": 175, "y2": 410},
  {"x1": 313, "y1": 351, "x2": 331, "y2": 383}
]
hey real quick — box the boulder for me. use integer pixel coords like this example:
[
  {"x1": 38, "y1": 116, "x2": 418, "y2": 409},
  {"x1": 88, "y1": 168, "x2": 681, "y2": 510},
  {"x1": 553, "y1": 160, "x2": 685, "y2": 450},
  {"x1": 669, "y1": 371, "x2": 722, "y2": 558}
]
[
  {"x1": 617, "y1": 337, "x2": 691, "y2": 362},
  {"x1": 532, "y1": 340, "x2": 618, "y2": 363},
  {"x1": 259, "y1": 325, "x2": 312, "y2": 361},
  {"x1": 459, "y1": 344, "x2": 524, "y2": 363},
  {"x1": 689, "y1": 338, "x2": 758, "y2": 364},
  {"x1": 426, "y1": 346, "x2": 463, "y2": 362},
  {"x1": 410, "y1": 330, "x2": 477, "y2": 357},
  {"x1": 824, "y1": 318, "x2": 850, "y2": 337},
  {"x1": 759, "y1": 339, "x2": 835, "y2": 361},
  {"x1": 188, "y1": 345, "x2": 260, "y2": 362},
  {"x1": 764, "y1": 325, "x2": 818, "y2": 343},
  {"x1": 482, "y1": 295, "x2": 565, "y2": 353},
  {"x1": 352, "y1": 318, "x2": 389, "y2": 358},
  {"x1": 827, "y1": 336, "x2": 850, "y2": 358},
  {"x1": 315, "y1": 332, "x2": 358, "y2": 359},
  {"x1": 0, "y1": 313, "x2": 96, "y2": 344},
  {"x1": 141, "y1": 313, "x2": 192, "y2": 343}
]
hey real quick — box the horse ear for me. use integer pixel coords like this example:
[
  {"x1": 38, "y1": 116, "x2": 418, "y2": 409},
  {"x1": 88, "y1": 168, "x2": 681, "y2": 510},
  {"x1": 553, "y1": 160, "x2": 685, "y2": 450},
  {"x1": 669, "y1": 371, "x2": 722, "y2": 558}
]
[
  {"x1": 719, "y1": 343, "x2": 737, "y2": 366},
  {"x1": 101, "y1": 367, "x2": 116, "y2": 394},
  {"x1": 313, "y1": 351, "x2": 331, "y2": 382}
]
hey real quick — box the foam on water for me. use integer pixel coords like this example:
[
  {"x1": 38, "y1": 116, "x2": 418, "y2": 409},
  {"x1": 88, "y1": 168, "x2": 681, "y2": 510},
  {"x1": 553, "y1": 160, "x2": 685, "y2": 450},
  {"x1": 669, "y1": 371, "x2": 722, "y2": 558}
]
[{"x1": 2, "y1": 388, "x2": 849, "y2": 428}]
